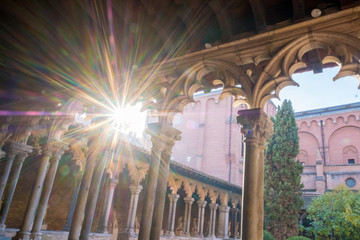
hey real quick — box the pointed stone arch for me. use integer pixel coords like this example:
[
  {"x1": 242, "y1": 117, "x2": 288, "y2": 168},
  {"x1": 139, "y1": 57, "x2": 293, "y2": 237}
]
[{"x1": 256, "y1": 31, "x2": 360, "y2": 108}]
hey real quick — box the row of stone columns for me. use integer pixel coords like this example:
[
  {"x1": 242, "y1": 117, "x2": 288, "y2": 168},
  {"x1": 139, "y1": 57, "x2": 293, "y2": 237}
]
[
  {"x1": 122, "y1": 182, "x2": 238, "y2": 239},
  {"x1": 0, "y1": 125, "x2": 118, "y2": 240},
  {"x1": 0, "y1": 108, "x2": 271, "y2": 240},
  {"x1": 0, "y1": 142, "x2": 32, "y2": 235}
]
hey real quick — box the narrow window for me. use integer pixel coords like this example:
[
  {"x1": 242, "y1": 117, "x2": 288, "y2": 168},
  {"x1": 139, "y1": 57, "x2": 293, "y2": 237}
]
[{"x1": 348, "y1": 159, "x2": 355, "y2": 165}]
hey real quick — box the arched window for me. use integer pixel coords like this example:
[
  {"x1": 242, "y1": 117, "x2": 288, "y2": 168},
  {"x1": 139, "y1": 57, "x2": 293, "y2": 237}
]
[
  {"x1": 343, "y1": 146, "x2": 359, "y2": 165},
  {"x1": 297, "y1": 150, "x2": 309, "y2": 166}
]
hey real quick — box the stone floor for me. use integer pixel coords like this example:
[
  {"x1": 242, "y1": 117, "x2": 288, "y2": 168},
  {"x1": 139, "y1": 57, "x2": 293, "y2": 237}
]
[
  {"x1": 3, "y1": 229, "x2": 233, "y2": 240},
  {"x1": 3, "y1": 229, "x2": 112, "y2": 240}
]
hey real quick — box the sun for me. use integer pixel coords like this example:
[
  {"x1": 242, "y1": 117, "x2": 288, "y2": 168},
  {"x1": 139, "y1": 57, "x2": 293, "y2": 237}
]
[{"x1": 109, "y1": 102, "x2": 147, "y2": 138}]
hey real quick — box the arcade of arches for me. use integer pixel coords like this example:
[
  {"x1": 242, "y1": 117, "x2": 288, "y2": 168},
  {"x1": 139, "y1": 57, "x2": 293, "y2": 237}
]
[{"x1": 1, "y1": 2, "x2": 360, "y2": 240}]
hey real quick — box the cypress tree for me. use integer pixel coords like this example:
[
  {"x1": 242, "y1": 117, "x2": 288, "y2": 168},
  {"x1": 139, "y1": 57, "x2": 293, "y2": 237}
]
[{"x1": 264, "y1": 100, "x2": 304, "y2": 240}]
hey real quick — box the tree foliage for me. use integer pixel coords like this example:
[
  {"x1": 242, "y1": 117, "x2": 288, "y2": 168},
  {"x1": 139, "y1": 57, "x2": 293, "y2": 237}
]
[
  {"x1": 264, "y1": 100, "x2": 304, "y2": 240},
  {"x1": 306, "y1": 187, "x2": 360, "y2": 239}
]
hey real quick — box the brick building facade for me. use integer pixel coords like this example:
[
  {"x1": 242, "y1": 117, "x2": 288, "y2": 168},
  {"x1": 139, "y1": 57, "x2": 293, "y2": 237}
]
[{"x1": 172, "y1": 91, "x2": 360, "y2": 197}]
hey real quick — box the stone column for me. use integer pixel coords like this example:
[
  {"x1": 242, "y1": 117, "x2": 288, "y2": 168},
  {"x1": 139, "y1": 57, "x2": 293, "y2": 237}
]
[
  {"x1": 138, "y1": 123, "x2": 181, "y2": 240},
  {"x1": 165, "y1": 194, "x2": 179, "y2": 236},
  {"x1": 79, "y1": 151, "x2": 111, "y2": 240},
  {"x1": 196, "y1": 200, "x2": 206, "y2": 237},
  {"x1": 230, "y1": 207, "x2": 239, "y2": 238},
  {"x1": 217, "y1": 205, "x2": 230, "y2": 238},
  {"x1": 125, "y1": 184, "x2": 143, "y2": 236},
  {"x1": 63, "y1": 174, "x2": 82, "y2": 231},
  {"x1": 97, "y1": 180, "x2": 117, "y2": 233},
  {"x1": 182, "y1": 197, "x2": 194, "y2": 236},
  {"x1": 68, "y1": 149, "x2": 98, "y2": 240},
  {"x1": 237, "y1": 109, "x2": 273, "y2": 240},
  {"x1": 14, "y1": 143, "x2": 60, "y2": 240},
  {"x1": 150, "y1": 130, "x2": 181, "y2": 240},
  {"x1": 31, "y1": 146, "x2": 66, "y2": 240},
  {"x1": 208, "y1": 203, "x2": 218, "y2": 238},
  {"x1": 0, "y1": 147, "x2": 31, "y2": 236},
  {"x1": 0, "y1": 144, "x2": 17, "y2": 202}
]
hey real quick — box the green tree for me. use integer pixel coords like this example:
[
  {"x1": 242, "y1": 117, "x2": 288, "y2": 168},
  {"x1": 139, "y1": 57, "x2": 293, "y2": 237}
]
[
  {"x1": 306, "y1": 187, "x2": 360, "y2": 240},
  {"x1": 264, "y1": 100, "x2": 304, "y2": 240}
]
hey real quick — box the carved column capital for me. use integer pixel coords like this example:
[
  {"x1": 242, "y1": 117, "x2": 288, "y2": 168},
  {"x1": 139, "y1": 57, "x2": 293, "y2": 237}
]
[
  {"x1": 146, "y1": 123, "x2": 182, "y2": 153},
  {"x1": 209, "y1": 203, "x2": 218, "y2": 210},
  {"x1": 129, "y1": 184, "x2": 143, "y2": 195},
  {"x1": 197, "y1": 200, "x2": 207, "y2": 208},
  {"x1": 44, "y1": 140, "x2": 69, "y2": 161},
  {"x1": 219, "y1": 205, "x2": 230, "y2": 212},
  {"x1": 184, "y1": 197, "x2": 194, "y2": 204},
  {"x1": 168, "y1": 194, "x2": 180, "y2": 202},
  {"x1": 237, "y1": 108, "x2": 273, "y2": 145},
  {"x1": 3, "y1": 142, "x2": 33, "y2": 156}
]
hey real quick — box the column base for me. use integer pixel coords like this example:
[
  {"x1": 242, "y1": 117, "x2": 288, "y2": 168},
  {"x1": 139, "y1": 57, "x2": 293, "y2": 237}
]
[
  {"x1": 0, "y1": 224, "x2": 6, "y2": 236},
  {"x1": 95, "y1": 226, "x2": 108, "y2": 234},
  {"x1": 125, "y1": 228, "x2": 136, "y2": 237},
  {"x1": 181, "y1": 233, "x2": 190, "y2": 237},
  {"x1": 31, "y1": 232, "x2": 42, "y2": 240},
  {"x1": 217, "y1": 234, "x2": 229, "y2": 239},
  {"x1": 165, "y1": 231, "x2": 175, "y2": 237},
  {"x1": 195, "y1": 233, "x2": 204, "y2": 238},
  {"x1": 13, "y1": 231, "x2": 31, "y2": 240}
]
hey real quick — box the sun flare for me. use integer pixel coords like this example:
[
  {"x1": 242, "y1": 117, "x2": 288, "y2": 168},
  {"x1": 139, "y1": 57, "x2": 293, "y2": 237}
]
[{"x1": 109, "y1": 103, "x2": 147, "y2": 138}]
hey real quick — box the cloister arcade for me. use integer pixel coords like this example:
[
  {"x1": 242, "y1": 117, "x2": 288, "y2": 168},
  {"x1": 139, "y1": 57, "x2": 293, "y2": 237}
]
[{"x1": 1, "y1": 2, "x2": 360, "y2": 240}]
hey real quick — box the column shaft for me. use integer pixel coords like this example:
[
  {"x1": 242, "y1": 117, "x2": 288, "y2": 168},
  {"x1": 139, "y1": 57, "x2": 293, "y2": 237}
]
[
  {"x1": 170, "y1": 194, "x2": 178, "y2": 233},
  {"x1": 184, "y1": 198, "x2": 194, "y2": 236},
  {"x1": 138, "y1": 122, "x2": 181, "y2": 240},
  {"x1": 0, "y1": 152, "x2": 16, "y2": 202},
  {"x1": 217, "y1": 205, "x2": 230, "y2": 238},
  {"x1": 166, "y1": 198, "x2": 174, "y2": 235},
  {"x1": 32, "y1": 157, "x2": 61, "y2": 239},
  {"x1": 138, "y1": 147, "x2": 162, "y2": 240},
  {"x1": 230, "y1": 208, "x2": 238, "y2": 238},
  {"x1": 63, "y1": 175, "x2": 82, "y2": 231},
  {"x1": 196, "y1": 201, "x2": 206, "y2": 237},
  {"x1": 96, "y1": 179, "x2": 110, "y2": 233},
  {"x1": 182, "y1": 201, "x2": 188, "y2": 235},
  {"x1": 125, "y1": 185, "x2": 142, "y2": 236},
  {"x1": 241, "y1": 141, "x2": 260, "y2": 240},
  {"x1": 98, "y1": 181, "x2": 116, "y2": 233},
  {"x1": 208, "y1": 203, "x2": 218, "y2": 237},
  {"x1": 14, "y1": 153, "x2": 52, "y2": 240},
  {"x1": 68, "y1": 154, "x2": 97, "y2": 240},
  {"x1": 79, "y1": 153, "x2": 109, "y2": 240},
  {"x1": 150, "y1": 150, "x2": 171, "y2": 240},
  {"x1": 0, "y1": 153, "x2": 28, "y2": 235}
]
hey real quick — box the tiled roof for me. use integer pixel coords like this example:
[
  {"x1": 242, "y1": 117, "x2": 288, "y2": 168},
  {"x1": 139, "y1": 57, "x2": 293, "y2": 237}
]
[{"x1": 118, "y1": 137, "x2": 242, "y2": 194}]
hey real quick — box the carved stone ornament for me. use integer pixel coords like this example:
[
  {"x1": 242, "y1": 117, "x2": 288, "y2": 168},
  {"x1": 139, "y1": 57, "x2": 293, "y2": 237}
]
[
  {"x1": 208, "y1": 188, "x2": 219, "y2": 203},
  {"x1": 168, "y1": 174, "x2": 182, "y2": 194},
  {"x1": 219, "y1": 192, "x2": 229, "y2": 206},
  {"x1": 196, "y1": 185, "x2": 208, "y2": 201},
  {"x1": 182, "y1": 178, "x2": 196, "y2": 198},
  {"x1": 237, "y1": 108, "x2": 273, "y2": 145}
]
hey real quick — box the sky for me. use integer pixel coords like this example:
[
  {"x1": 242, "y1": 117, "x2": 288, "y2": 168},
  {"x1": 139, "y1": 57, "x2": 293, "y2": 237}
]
[{"x1": 271, "y1": 66, "x2": 360, "y2": 112}]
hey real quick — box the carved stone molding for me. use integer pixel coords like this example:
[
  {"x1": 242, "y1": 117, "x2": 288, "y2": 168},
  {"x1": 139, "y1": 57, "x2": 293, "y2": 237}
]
[
  {"x1": 196, "y1": 185, "x2": 208, "y2": 201},
  {"x1": 208, "y1": 188, "x2": 219, "y2": 204},
  {"x1": 237, "y1": 108, "x2": 273, "y2": 145},
  {"x1": 182, "y1": 178, "x2": 196, "y2": 198},
  {"x1": 128, "y1": 162, "x2": 149, "y2": 185},
  {"x1": 219, "y1": 192, "x2": 229, "y2": 206},
  {"x1": 168, "y1": 174, "x2": 182, "y2": 194}
]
